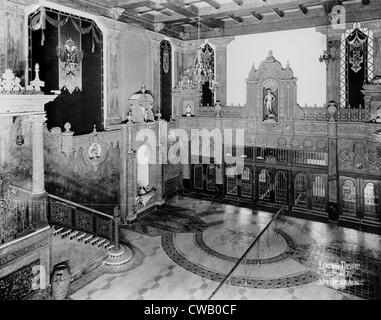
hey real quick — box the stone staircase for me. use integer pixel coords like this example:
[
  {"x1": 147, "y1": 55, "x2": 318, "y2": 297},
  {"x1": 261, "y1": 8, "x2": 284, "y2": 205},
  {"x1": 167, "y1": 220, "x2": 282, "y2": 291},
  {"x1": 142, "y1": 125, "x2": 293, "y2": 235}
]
[{"x1": 51, "y1": 225, "x2": 114, "y2": 250}]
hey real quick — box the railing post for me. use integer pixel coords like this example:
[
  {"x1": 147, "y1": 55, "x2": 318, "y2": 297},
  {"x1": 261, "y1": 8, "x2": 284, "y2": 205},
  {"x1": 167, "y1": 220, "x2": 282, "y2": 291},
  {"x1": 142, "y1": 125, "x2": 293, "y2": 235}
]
[{"x1": 113, "y1": 206, "x2": 121, "y2": 252}]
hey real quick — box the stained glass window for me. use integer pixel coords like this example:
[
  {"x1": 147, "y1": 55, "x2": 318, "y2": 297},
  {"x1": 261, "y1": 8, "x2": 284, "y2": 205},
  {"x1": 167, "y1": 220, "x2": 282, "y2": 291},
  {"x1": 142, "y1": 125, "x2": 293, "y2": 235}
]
[{"x1": 258, "y1": 169, "x2": 270, "y2": 201}]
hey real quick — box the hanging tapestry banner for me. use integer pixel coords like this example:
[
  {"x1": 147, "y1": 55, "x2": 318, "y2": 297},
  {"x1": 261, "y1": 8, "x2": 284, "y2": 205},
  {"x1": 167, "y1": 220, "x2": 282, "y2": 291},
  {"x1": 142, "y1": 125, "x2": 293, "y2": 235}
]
[
  {"x1": 348, "y1": 29, "x2": 366, "y2": 73},
  {"x1": 57, "y1": 18, "x2": 83, "y2": 93},
  {"x1": 162, "y1": 42, "x2": 170, "y2": 74}
]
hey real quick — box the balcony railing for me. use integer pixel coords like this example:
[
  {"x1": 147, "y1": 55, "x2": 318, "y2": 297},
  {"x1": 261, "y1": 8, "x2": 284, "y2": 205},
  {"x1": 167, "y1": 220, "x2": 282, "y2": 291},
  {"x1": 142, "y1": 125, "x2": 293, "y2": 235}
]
[
  {"x1": 47, "y1": 194, "x2": 114, "y2": 241},
  {"x1": 0, "y1": 186, "x2": 35, "y2": 245}
]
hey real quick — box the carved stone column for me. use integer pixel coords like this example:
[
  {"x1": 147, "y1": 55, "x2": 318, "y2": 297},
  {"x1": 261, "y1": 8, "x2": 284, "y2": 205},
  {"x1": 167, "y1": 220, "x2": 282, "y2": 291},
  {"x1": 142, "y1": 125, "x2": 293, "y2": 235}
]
[
  {"x1": 126, "y1": 121, "x2": 137, "y2": 222},
  {"x1": 29, "y1": 113, "x2": 46, "y2": 195},
  {"x1": 29, "y1": 113, "x2": 48, "y2": 227},
  {"x1": 149, "y1": 36, "x2": 162, "y2": 111},
  {"x1": 317, "y1": 27, "x2": 342, "y2": 104}
]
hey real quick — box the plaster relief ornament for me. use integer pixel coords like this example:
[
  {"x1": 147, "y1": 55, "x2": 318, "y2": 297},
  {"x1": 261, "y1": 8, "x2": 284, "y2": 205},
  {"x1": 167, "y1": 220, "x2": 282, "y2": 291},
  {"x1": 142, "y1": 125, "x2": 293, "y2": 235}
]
[
  {"x1": 57, "y1": 38, "x2": 84, "y2": 93},
  {"x1": 185, "y1": 103, "x2": 192, "y2": 117},
  {"x1": 109, "y1": 7, "x2": 125, "y2": 20},
  {"x1": 0, "y1": 69, "x2": 23, "y2": 94},
  {"x1": 88, "y1": 143, "x2": 101, "y2": 160},
  {"x1": 154, "y1": 23, "x2": 165, "y2": 33},
  {"x1": 82, "y1": 126, "x2": 108, "y2": 171}
]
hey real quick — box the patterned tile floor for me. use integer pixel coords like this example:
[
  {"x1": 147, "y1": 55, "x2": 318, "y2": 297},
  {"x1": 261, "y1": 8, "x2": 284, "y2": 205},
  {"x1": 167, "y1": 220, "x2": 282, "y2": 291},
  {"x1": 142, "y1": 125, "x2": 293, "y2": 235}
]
[{"x1": 70, "y1": 196, "x2": 381, "y2": 300}]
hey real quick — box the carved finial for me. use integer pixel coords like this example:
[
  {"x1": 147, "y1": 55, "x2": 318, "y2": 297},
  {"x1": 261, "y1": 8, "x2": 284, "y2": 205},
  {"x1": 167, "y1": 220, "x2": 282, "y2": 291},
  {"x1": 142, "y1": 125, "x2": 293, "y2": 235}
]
[
  {"x1": 113, "y1": 206, "x2": 120, "y2": 218},
  {"x1": 268, "y1": 50, "x2": 273, "y2": 57},
  {"x1": 93, "y1": 124, "x2": 97, "y2": 133},
  {"x1": 141, "y1": 84, "x2": 146, "y2": 94},
  {"x1": 64, "y1": 122, "x2": 72, "y2": 132},
  {"x1": 30, "y1": 63, "x2": 45, "y2": 91}
]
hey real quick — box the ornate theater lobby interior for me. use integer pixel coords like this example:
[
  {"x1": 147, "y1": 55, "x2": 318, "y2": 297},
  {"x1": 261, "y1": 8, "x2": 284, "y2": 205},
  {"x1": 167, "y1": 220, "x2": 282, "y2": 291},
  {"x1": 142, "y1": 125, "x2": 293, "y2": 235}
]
[{"x1": 68, "y1": 196, "x2": 381, "y2": 300}]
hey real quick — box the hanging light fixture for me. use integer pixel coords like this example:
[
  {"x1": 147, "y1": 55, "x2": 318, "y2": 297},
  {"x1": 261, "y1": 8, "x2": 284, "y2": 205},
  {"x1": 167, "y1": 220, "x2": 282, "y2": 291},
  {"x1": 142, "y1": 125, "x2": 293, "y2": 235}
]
[
  {"x1": 319, "y1": 13, "x2": 336, "y2": 64},
  {"x1": 319, "y1": 41, "x2": 336, "y2": 64}
]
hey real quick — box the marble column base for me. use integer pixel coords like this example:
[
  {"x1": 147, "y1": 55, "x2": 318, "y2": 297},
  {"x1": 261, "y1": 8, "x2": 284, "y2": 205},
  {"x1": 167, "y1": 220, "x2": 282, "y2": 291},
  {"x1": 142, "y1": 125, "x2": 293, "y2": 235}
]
[{"x1": 103, "y1": 244, "x2": 133, "y2": 273}]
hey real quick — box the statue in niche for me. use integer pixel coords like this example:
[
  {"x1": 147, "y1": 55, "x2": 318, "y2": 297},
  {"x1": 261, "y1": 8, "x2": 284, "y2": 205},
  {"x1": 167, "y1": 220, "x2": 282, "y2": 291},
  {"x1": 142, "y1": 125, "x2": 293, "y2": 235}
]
[
  {"x1": 264, "y1": 88, "x2": 277, "y2": 121},
  {"x1": 185, "y1": 103, "x2": 192, "y2": 117}
]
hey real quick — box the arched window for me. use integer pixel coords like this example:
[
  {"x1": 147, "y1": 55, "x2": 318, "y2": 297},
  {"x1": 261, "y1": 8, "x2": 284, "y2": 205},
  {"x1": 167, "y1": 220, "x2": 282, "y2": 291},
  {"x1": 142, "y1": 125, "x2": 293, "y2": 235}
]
[
  {"x1": 275, "y1": 171, "x2": 287, "y2": 204},
  {"x1": 137, "y1": 145, "x2": 150, "y2": 188},
  {"x1": 340, "y1": 23, "x2": 374, "y2": 109},
  {"x1": 206, "y1": 164, "x2": 216, "y2": 191},
  {"x1": 342, "y1": 180, "x2": 357, "y2": 218},
  {"x1": 258, "y1": 169, "x2": 270, "y2": 201},
  {"x1": 241, "y1": 167, "x2": 253, "y2": 198},
  {"x1": 226, "y1": 165, "x2": 238, "y2": 196},
  {"x1": 294, "y1": 173, "x2": 307, "y2": 208},
  {"x1": 311, "y1": 175, "x2": 327, "y2": 212},
  {"x1": 363, "y1": 183, "x2": 379, "y2": 222}
]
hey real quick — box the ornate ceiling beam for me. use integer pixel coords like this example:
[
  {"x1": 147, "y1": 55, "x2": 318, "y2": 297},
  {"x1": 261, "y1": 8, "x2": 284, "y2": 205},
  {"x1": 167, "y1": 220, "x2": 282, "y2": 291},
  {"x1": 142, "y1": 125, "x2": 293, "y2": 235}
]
[
  {"x1": 272, "y1": 8, "x2": 284, "y2": 18},
  {"x1": 118, "y1": 0, "x2": 154, "y2": 9},
  {"x1": 250, "y1": 11, "x2": 263, "y2": 20},
  {"x1": 185, "y1": 0, "x2": 381, "y2": 40},
  {"x1": 202, "y1": 0, "x2": 221, "y2": 10},
  {"x1": 229, "y1": 14, "x2": 243, "y2": 23},
  {"x1": 297, "y1": 4, "x2": 308, "y2": 15},
  {"x1": 231, "y1": 0, "x2": 243, "y2": 5}
]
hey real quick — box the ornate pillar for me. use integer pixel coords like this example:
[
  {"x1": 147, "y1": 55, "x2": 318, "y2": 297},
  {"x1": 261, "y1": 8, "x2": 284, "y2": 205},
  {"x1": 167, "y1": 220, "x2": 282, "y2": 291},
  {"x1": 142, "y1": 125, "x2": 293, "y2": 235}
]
[
  {"x1": 182, "y1": 140, "x2": 191, "y2": 195},
  {"x1": 327, "y1": 102, "x2": 339, "y2": 222},
  {"x1": 317, "y1": 27, "x2": 342, "y2": 104},
  {"x1": 148, "y1": 35, "x2": 161, "y2": 112},
  {"x1": 209, "y1": 37, "x2": 235, "y2": 105},
  {"x1": 372, "y1": 29, "x2": 381, "y2": 77},
  {"x1": 100, "y1": 18, "x2": 125, "y2": 127},
  {"x1": 29, "y1": 113, "x2": 46, "y2": 195},
  {"x1": 29, "y1": 113, "x2": 48, "y2": 227},
  {"x1": 126, "y1": 120, "x2": 137, "y2": 222}
]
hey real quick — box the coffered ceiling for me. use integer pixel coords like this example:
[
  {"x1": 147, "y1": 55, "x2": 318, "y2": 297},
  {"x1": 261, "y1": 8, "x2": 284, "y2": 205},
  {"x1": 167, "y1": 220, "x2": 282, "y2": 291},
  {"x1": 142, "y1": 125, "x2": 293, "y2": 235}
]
[{"x1": 57, "y1": 0, "x2": 380, "y2": 39}]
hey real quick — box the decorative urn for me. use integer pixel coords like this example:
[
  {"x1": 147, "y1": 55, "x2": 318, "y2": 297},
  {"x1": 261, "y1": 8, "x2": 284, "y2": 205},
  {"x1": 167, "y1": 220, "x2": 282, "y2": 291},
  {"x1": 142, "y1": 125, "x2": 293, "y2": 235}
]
[{"x1": 51, "y1": 264, "x2": 71, "y2": 300}]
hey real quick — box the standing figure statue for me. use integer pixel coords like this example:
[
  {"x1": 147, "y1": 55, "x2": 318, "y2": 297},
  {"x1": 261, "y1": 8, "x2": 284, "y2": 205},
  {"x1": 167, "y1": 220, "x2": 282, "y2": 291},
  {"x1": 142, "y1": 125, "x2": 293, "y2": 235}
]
[{"x1": 264, "y1": 88, "x2": 277, "y2": 119}]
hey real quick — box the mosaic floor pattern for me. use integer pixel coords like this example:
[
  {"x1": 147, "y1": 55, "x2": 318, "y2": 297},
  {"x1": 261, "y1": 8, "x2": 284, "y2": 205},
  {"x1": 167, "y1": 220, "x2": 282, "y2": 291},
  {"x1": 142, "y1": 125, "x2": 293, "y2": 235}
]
[{"x1": 70, "y1": 196, "x2": 381, "y2": 300}]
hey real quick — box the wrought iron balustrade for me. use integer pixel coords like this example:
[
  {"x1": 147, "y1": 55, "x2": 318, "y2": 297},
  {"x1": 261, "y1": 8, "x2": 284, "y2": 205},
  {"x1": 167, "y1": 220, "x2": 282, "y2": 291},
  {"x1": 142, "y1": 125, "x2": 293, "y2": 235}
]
[
  {"x1": 195, "y1": 105, "x2": 244, "y2": 118},
  {"x1": 0, "y1": 186, "x2": 35, "y2": 245},
  {"x1": 47, "y1": 194, "x2": 114, "y2": 241}
]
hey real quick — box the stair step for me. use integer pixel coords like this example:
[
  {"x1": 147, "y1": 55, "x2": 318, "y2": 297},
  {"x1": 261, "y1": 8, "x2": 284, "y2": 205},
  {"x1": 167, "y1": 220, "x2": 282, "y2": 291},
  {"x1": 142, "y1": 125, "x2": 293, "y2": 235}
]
[
  {"x1": 53, "y1": 226, "x2": 64, "y2": 236},
  {"x1": 61, "y1": 229, "x2": 72, "y2": 238},
  {"x1": 90, "y1": 237, "x2": 100, "y2": 245},
  {"x1": 97, "y1": 239, "x2": 106, "y2": 247},
  {"x1": 106, "y1": 244, "x2": 114, "y2": 250},
  {"x1": 103, "y1": 241, "x2": 110, "y2": 247},
  {"x1": 77, "y1": 232, "x2": 86, "y2": 241},
  {"x1": 83, "y1": 234, "x2": 93, "y2": 243},
  {"x1": 69, "y1": 231, "x2": 80, "y2": 240}
]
